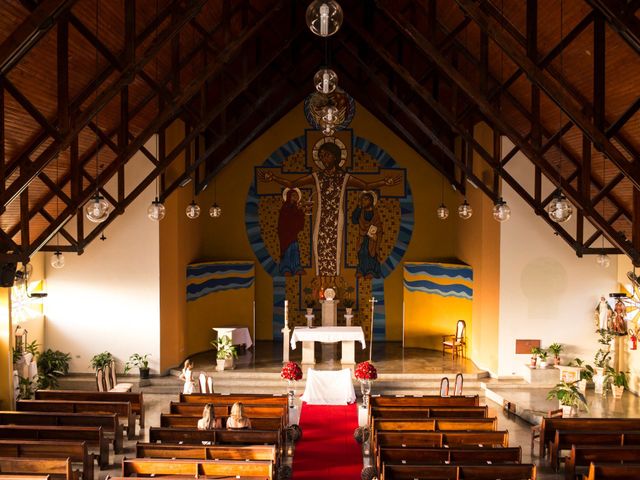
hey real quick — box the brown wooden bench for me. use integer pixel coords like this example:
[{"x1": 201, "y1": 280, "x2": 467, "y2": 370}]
[
  {"x1": 582, "y1": 462, "x2": 640, "y2": 480},
  {"x1": 178, "y1": 394, "x2": 289, "y2": 425},
  {"x1": 377, "y1": 445, "x2": 522, "y2": 469},
  {"x1": 17, "y1": 400, "x2": 136, "y2": 440},
  {"x1": 370, "y1": 395, "x2": 480, "y2": 408},
  {"x1": 376, "y1": 430, "x2": 509, "y2": 448},
  {"x1": 0, "y1": 440, "x2": 93, "y2": 480},
  {"x1": 135, "y1": 442, "x2": 277, "y2": 463},
  {"x1": 382, "y1": 463, "x2": 536, "y2": 480},
  {"x1": 0, "y1": 410, "x2": 123, "y2": 454},
  {"x1": 566, "y1": 446, "x2": 640, "y2": 480},
  {"x1": 148, "y1": 427, "x2": 280, "y2": 446},
  {"x1": 370, "y1": 405, "x2": 488, "y2": 422},
  {"x1": 35, "y1": 390, "x2": 144, "y2": 429},
  {"x1": 538, "y1": 417, "x2": 640, "y2": 458},
  {"x1": 0, "y1": 476, "x2": 50, "y2": 480},
  {"x1": 121, "y1": 457, "x2": 273, "y2": 479},
  {"x1": 160, "y1": 414, "x2": 284, "y2": 431},
  {"x1": 169, "y1": 402, "x2": 288, "y2": 422},
  {"x1": 0, "y1": 457, "x2": 79, "y2": 480},
  {"x1": 551, "y1": 429, "x2": 640, "y2": 471},
  {"x1": 0, "y1": 425, "x2": 109, "y2": 470}
]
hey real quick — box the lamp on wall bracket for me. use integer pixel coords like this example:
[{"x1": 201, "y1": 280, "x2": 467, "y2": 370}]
[
  {"x1": 209, "y1": 177, "x2": 222, "y2": 218},
  {"x1": 306, "y1": 1, "x2": 343, "y2": 37},
  {"x1": 458, "y1": 198, "x2": 473, "y2": 220}
]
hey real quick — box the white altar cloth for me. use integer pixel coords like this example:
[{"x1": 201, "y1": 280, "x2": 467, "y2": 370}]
[
  {"x1": 290, "y1": 326, "x2": 366, "y2": 349},
  {"x1": 212, "y1": 327, "x2": 253, "y2": 349},
  {"x1": 301, "y1": 368, "x2": 356, "y2": 405}
]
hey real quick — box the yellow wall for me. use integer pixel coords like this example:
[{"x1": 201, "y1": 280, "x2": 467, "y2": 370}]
[{"x1": 0, "y1": 287, "x2": 11, "y2": 409}]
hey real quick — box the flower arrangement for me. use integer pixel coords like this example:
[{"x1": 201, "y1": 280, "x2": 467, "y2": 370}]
[
  {"x1": 355, "y1": 361, "x2": 378, "y2": 380},
  {"x1": 281, "y1": 361, "x2": 303, "y2": 381}
]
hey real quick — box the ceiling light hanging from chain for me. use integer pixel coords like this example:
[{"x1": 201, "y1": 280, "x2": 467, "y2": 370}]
[
  {"x1": 492, "y1": 197, "x2": 511, "y2": 222},
  {"x1": 547, "y1": 191, "x2": 573, "y2": 223},
  {"x1": 314, "y1": 68, "x2": 338, "y2": 94},
  {"x1": 186, "y1": 200, "x2": 200, "y2": 219},
  {"x1": 458, "y1": 199, "x2": 473, "y2": 220},
  {"x1": 306, "y1": 1, "x2": 343, "y2": 37},
  {"x1": 51, "y1": 251, "x2": 65, "y2": 269}
]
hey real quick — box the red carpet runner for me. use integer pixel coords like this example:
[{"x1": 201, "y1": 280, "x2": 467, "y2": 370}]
[{"x1": 292, "y1": 402, "x2": 362, "y2": 479}]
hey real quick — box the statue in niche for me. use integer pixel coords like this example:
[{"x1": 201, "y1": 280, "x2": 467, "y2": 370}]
[
  {"x1": 259, "y1": 139, "x2": 399, "y2": 277},
  {"x1": 594, "y1": 296, "x2": 613, "y2": 330},
  {"x1": 277, "y1": 188, "x2": 306, "y2": 276},
  {"x1": 352, "y1": 191, "x2": 382, "y2": 279},
  {"x1": 612, "y1": 298, "x2": 628, "y2": 335}
]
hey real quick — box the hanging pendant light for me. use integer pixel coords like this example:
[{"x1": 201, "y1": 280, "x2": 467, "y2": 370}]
[
  {"x1": 436, "y1": 204, "x2": 449, "y2": 220},
  {"x1": 596, "y1": 253, "x2": 611, "y2": 268},
  {"x1": 209, "y1": 177, "x2": 222, "y2": 218},
  {"x1": 186, "y1": 200, "x2": 200, "y2": 219},
  {"x1": 306, "y1": 1, "x2": 343, "y2": 37},
  {"x1": 50, "y1": 250, "x2": 65, "y2": 269},
  {"x1": 458, "y1": 199, "x2": 473, "y2": 220},
  {"x1": 148, "y1": 196, "x2": 166, "y2": 221},
  {"x1": 492, "y1": 197, "x2": 511, "y2": 222},
  {"x1": 547, "y1": 191, "x2": 573, "y2": 223},
  {"x1": 314, "y1": 68, "x2": 338, "y2": 94}
]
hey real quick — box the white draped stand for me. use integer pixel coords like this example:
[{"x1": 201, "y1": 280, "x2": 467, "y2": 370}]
[
  {"x1": 290, "y1": 326, "x2": 366, "y2": 367},
  {"x1": 301, "y1": 368, "x2": 356, "y2": 405}
]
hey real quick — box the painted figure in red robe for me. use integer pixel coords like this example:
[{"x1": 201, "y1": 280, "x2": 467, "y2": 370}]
[{"x1": 278, "y1": 188, "x2": 306, "y2": 276}]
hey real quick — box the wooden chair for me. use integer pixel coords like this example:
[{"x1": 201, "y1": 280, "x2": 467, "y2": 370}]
[
  {"x1": 207, "y1": 376, "x2": 214, "y2": 394},
  {"x1": 454, "y1": 373, "x2": 463, "y2": 395},
  {"x1": 95, "y1": 368, "x2": 107, "y2": 392},
  {"x1": 530, "y1": 409, "x2": 563, "y2": 454},
  {"x1": 106, "y1": 360, "x2": 133, "y2": 392},
  {"x1": 439, "y1": 377, "x2": 449, "y2": 397},
  {"x1": 442, "y1": 320, "x2": 466, "y2": 358},
  {"x1": 198, "y1": 373, "x2": 207, "y2": 393}
]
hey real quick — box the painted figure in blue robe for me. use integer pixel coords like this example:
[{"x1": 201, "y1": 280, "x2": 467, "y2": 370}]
[
  {"x1": 278, "y1": 188, "x2": 306, "y2": 276},
  {"x1": 352, "y1": 192, "x2": 382, "y2": 279}
]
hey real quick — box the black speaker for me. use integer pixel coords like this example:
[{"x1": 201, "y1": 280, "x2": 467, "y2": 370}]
[{"x1": 0, "y1": 262, "x2": 17, "y2": 287}]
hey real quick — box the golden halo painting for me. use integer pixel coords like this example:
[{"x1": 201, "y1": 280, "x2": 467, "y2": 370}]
[{"x1": 311, "y1": 136, "x2": 348, "y2": 170}]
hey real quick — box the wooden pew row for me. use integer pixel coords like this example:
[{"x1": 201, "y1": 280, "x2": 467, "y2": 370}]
[
  {"x1": 538, "y1": 417, "x2": 640, "y2": 458},
  {"x1": 566, "y1": 446, "x2": 640, "y2": 480},
  {"x1": 0, "y1": 440, "x2": 93, "y2": 480},
  {"x1": 551, "y1": 430, "x2": 640, "y2": 471},
  {"x1": 0, "y1": 411, "x2": 123, "y2": 454},
  {"x1": 382, "y1": 463, "x2": 536, "y2": 480},
  {"x1": 35, "y1": 390, "x2": 144, "y2": 429},
  {"x1": 148, "y1": 427, "x2": 280, "y2": 447},
  {"x1": 582, "y1": 462, "x2": 640, "y2": 480},
  {"x1": 169, "y1": 402, "x2": 287, "y2": 420},
  {"x1": 160, "y1": 414, "x2": 282, "y2": 431},
  {"x1": 121, "y1": 457, "x2": 273, "y2": 479},
  {"x1": 178, "y1": 394, "x2": 289, "y2": 425},
  {"x1": 0, "y1": 476, "x2": 50, "y2": 480},
  {"x1": 16, "y1": 400, "x2": 136, "y2": 440},
  {"x1": 370, "y1": 395, "x2": 480, "y2": 408},
  {"x1": 136, "y1": 442, "x2": 277, "y2": 464},
  {"x1": 369, "y1": 405, "x2": 489, "y2": 423},
  {"x1": 0, "y1": 457, "x2": 79, "y2": 480},
  {"x1": 0, "y1": 426, "x2": 109, "y2": 470}
]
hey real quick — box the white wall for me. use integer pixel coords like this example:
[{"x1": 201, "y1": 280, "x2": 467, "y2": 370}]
[
  {"x1": 44, "y1": 144, "x2": 161, "y2": 374},
  {"x1": 498, "y1": 138, "x2": 618, "y2": 377}
]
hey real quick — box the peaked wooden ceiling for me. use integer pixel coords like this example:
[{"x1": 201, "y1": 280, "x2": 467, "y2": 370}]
[{"x1": 0, "y1": 0, "x2": 639, "y2": 265}]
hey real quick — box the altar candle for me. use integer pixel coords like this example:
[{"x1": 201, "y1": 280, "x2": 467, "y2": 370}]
[{"x1": 284, "y1": 300, "x2": 288, "y2": 327}]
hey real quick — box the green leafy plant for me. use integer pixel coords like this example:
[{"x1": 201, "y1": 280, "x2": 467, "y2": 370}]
[
  {"x1": 11, "y1": 347, "x2": 22, "y2": 365},
  {"x1": 124, "y1": 353, "x2": 150, "y2": 374},
  {"x1": 342, "y1": 298, "x2": 354, "y2": 309},
  {"x1": 570, "y1": 358, "x2": 594, "y2": 382},
  {"x1": 212, "y1": 336, "x2": 238, "y2": 360},
  {"x1": 538, "y1": 349, "x2": 549, "y2": 361},
  {"x1": 89, "y1": 351, "x2": 113, "y2": 371},
  {"x1": 303, "y1": 287, "x2": 315, "y2": 308},
  {"x1": 531, "y1": 346, "x2": 543, "y2": 357},
  {"x1": 547, "y1": 381, "x2": 589, "y2": 411},
  {"x1": 548, "y1": 343, "x2": 563, "y2": 356},
  {"x1": 605, "y1": 367, "x2": 629, "y2": 389},
  {"x1": 17, "y1": 375, "x2": 35, "y2": 399},
  {"x1": 36, "y1": 349, "x2": 71, "y2": 390}
]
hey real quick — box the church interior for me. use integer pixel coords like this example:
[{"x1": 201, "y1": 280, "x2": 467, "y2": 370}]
[{"x1": 1, "y1": 0, "x2": 640, "y2": 479}]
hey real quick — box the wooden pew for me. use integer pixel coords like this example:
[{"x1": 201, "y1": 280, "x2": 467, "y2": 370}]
[
  {"x1": 377, "y1": 446, "x2": 522, "y2": 470},
  {"x1": 538, "y1": 417, "x2": 640, "y2": 458},
  {"x1": 34, "y1": 390, "x2": 144, "y2": 429},
  {"x1": 121, "y1": 457, "x2": 273, "y2": 479},
  {"x1": 0, "y1": 476, "x2": 50, "y2": 480},
  {"x1": 551, "y1": 430, "x2": 640, "y2": 471},
  {"x1": 160, "y1": 414, "x2": 284, "y2": 431},
  {"x1": 0, "y1": 411, "x2": 123, "y2": 454},
  {"x1": 566, "y1": 446, "x2": 640, "y2": 480},
  {"x1": 17, "y1": 400, "x2": 136, "y2": 440},
  {"x1": 148, "y1": 427, "x2": 280, "y2": 446},
  {"x1": 583, "y1": 462, "x2": 640, "y2": 480},
  {"x1": 376, "y1": 430, "x2": 509, "y2": 448},
  {"x1": 135, "y1": 442, "x2": 277, "y2": 463},
  {"x1": 0, "y1": 457, "x2": 79, "y2": 480},
  {"x1": 169, "y1": 402, "x2": 287, "y2": 422},
  {"x1": 382, "y1": 463, "x2": 536, "y2": 480},
  {"x1": 178, "y1": 394, "x2": 289, "y2": 425},
  {"x1": 0, "y1": 425, "x2": 109, "y2": 470},
  {"x1": 0, "y1": 440, "x2": 93, "y2": 480},
  {"x1": 370, "y1": 395, "x2": 480, "y2": 408},
  {"x1": 370, "y1": 405, "x2": 488, "y2": 421}
]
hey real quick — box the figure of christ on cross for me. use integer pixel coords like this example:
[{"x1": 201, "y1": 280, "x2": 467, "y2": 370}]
[{"x1": 258, "y1": 141, "x2": 401, "y2": 277}]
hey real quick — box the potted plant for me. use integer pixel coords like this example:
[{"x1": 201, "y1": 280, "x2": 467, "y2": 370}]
[
  {"x1": 124, "y1": 353, "x2": 151, "y2": 379},
  {"x1": 537, "y1": 349, "x2": 549, "y2": 368},
  {"x1": 548, "y1": 343, "x2": 563, "y2": 366},
  {"x1": 90, "y1": 351, "x2": 114, "y2": 372},
  {"x1": 343, "y1": 297, "x2": 354, "y2": 315},
  {"x1": 303, "y1": 287, "x2": 314, "y2": 315},
  {"x1": 37, "y1": 348, "x2": 71, "y2": 390},
  {"x1": 569, "y1": 358, "x2": 594, "y2": 393},
  {"x1": 605, "y1": 368, "x2": 629, "y2": 399},
  {"x1": 547, "y1": 381, "x2": 588, "y2": 417},
  {"x1": 212, "y1": 336, "x2": 238, "y2": 371},
  {"x1": 530, "y1": 347, "x2": 542, "y2": 368}
]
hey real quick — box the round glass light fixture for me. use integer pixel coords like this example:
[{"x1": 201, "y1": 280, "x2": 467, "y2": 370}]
[
  {"x1": 547, "y1": 192, "x2": 573, "y2": 223},
  {"x1": 50, "y1": 250, "x2": 65, "y2": 269},
  {"x1": 596, "y1": 253, "x2": 611, "y2": 268},
  {"x1": 147, "y1": 197, "x2": 166, "y2": 221},
  {"x1": 458, "y1": 200, "x2": 473, "y2": 220},
  {"x1": 85, "y1": 193, "x2": 110, "y2": 223},
  {"x1": 436, "y1": 203, "x2": 449, "y2": 220},
  {"x1": 209, "y1": 203, "x2": 222, "y2": 218},
  {"x1": 186, "y1": 200, "x2": 200, "y2": 219},
  {"x1": 492, "y1": 198, "x2": 511, "y2": 222},
  {"x1": 314, "y1": 68, "x2": 338, "y2": 94},
  {"x1": 306, "y1": 1, "x2": 343, "y2": 37}
]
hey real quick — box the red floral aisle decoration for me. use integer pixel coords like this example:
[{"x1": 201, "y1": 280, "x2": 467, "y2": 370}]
[
  {"x1": 354, "y1": 361, "x2": 377, "y2": 380},
  {"x1": 281, "y1": 361, "x2": 303, "y2": 381}
]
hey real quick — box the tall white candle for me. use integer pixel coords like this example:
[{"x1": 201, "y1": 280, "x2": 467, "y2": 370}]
[{"x1": 284, "y1": 300, "x2": 288, "y2": 328}]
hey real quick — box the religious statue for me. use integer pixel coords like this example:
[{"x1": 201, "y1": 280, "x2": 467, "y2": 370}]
[
  {"x1": 612, "y1": 299, "x2": 628, "y2": 335},
  {"x1": 352, "y1": 191, "x2": 382, "y2": 279},
  {"x1": 594, "y1": 296, "x2": 613, "y2": 330},
  {"x1": 259, "y1": 140, "x2": 400, "y2": 277},
  {"x1": 278, "y1": 188, "x2": 306, "y2": 276}
]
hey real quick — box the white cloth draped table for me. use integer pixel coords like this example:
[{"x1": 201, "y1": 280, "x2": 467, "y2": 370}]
[
  {"x1": 212, "y1": 327, "x2": 253, "y2": 349},
  {"x1": 301, "y1": 368, "x2": 356, "y2": 405},
  {"x1": 290, "y1": 326, "x2": 366, "y2": 349}
]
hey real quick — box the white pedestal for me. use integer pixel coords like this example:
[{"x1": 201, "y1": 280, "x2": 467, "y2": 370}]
[
  {"x1": 302, "y1": 341, "x2": 315, "y2": 365},
  {"x1": 519, "y1": 364, "x2": 559, "y2": 386},
  {"x1": 320, "y1": 299, "x2": 339, "y2": 326},
  {"x1": 341, "y1": 340, "x2": 355, "y2": 366},
  {"x1": 304, "y1": 314, "x2": 314, "y2": 328},
  {"x1": 344, "y1": 314, "x2": 354, "y2": 326},
  {"x1": 556, "y1": 365, "x2": 582, "y2": 383}
]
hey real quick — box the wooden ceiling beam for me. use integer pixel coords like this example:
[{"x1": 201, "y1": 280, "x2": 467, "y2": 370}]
[{"x1": 584, "y1": 0, "x2": 640, "y2": 55}]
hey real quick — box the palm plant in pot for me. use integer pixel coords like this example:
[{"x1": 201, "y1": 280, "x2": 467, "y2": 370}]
[
  {"x1": 530, "y1": 347, "x2": 542, "y2": 368},
  {"x1": 303, "y1": 287, "x2": 314, "y2": 315},
  {"x1": 537, "y1": 349, "x2": 549, "y2": 368},
  {"x1": 605, "y1": 367, "x2": 629, "y2": 399},
  {"x1": 569, "y1": 358, "x2": 594, "y2": 393},
  {"x1": 547, "y1": 381, "x2": 588, "y2": 417},
  {"x1": 89, "y1": 351, "x2": 113, "y2": 372},
  {"x1": 124, "y1": 353, "x2": 151, "y2": 379},
  {"x1": 212, "y1": 336, "x2": 238, "y2": 371},
  {"x1": 343, "y1": 297, "x2": 354, "y2": 315},
  {"x1": 548, "y1": 343, "x2": 563, "y2": 366}
]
